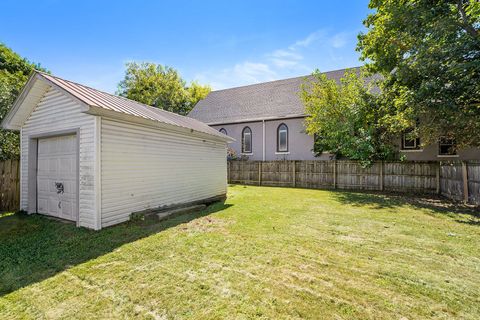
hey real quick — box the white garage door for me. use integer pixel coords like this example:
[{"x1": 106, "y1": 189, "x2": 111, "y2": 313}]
[{"x1": 37, "y1": 135, "x2": 77, "y2": 221}]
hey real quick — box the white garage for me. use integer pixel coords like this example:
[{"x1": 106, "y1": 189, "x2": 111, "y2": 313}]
[{"x1": 1, "y1": 71, "x2": 233, "y2": 230}]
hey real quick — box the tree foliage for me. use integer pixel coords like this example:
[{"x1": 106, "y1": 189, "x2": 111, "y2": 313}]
[
  {"x1": 117, "y1": 62, "x2": 211, "y2": 115},
  {"x1": 357, "y1": 0, "x2": 480, "y2": 147},
  {"x1": 301, "y1": 69, "x2": 396, "y2": 166},
  {"x1": 0, "y1": 44, "x2": 47, "y2": 160}
]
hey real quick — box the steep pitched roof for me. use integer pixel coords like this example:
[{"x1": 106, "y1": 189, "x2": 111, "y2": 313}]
[
  {"x1": 188, "y1": 67, "x2": 380, "y2": 124},
  {"x1": 2, "y1": 71, "x2": 232, "y2": 142}
]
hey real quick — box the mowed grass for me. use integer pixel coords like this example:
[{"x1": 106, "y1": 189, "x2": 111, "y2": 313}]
[{"x1": 1, "y1": 185, "x2": 479, "y2": 319}]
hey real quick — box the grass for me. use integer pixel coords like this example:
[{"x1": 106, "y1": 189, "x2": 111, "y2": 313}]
[{"x1": 1, "y1": 185, "x2": 479, "y2": 319}]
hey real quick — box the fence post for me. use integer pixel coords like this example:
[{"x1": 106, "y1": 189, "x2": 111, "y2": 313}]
[
  {"x1": 258, "y1": 161, "x2": 262, "y2": 186},
  {"x1": 0, "y1": 160, "x2": 4, "y2": 210},
  {"x1": 12, "y1": 159, "x2": 18, "y2": 211},
  {"x1": 305, "y1": 161, "x2": 308, "y2": 188},
  {"x1": 225, "y1": 160, "x2": 471, "y2": 201},
  {"x1": 242, "y1": 161, "x2": 246, "y2": 185},
  {"x1": 436, "y1": 162, "x2": 441, "y2": 194},
  {"x1": 379, "y1": 161, "x2": 384, "y2": 191},
  {"x1": 462, "y1": 161, "x2": 469, "y2": 204},
  {"x1": 333, "y1": 160, "x2": 337, "y2": 189},
  {"x1": 5, "y1": 159, "x2": 11, "y2": 210},
  {"x1": 227, "y1": 161, "x2": 230, "y2": 183},
  {"x1": 292, "y1": 160, "x2": 296, "y2": 187}
]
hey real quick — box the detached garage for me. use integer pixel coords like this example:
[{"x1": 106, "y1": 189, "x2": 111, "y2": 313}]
[{"x1": 2, "y1": 71, "x2": 233, "y2": 230}]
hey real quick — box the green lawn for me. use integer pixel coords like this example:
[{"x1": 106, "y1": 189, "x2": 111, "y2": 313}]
[{"x1": 1, "y1": 185, "x2": 479, "y2": 319}]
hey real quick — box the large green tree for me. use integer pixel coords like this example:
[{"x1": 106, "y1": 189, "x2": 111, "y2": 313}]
[
  {"x1": 117, "y1": 62, "x2": 211, "y2": 115},
  {"x1": 357, "y1": 0, "x2": 480, "y2": 148},
  {"x1": 301, "y1": 69, "x2": 396, "y2": 166},
  {"x1": 0, "y1": 44, "x2": 46, "y2": 160}
]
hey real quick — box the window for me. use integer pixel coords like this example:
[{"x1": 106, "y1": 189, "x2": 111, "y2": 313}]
[
  {"x1": 219, "y1": 128, "x2": 227, "y2": 135},
  {"x1": 439, "y1": 137, "x2": 457, "y2": 156},
  {"x1": 242, "y1": 127, "x2": 252, "y2": 153},
  {"x1": 277, "y1": 123, "x2": 288, "y2": 152},
  {"x1": 401, "y1": 129, "x2": 420, "y2": 150}
]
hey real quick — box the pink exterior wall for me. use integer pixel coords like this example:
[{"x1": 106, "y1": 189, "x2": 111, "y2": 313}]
[
  {"x1": 399, "y1": 141, "x2": 480, "y2": 161},
  {"x1": 213, "y1": 117, "x2": 480, "y2": 161},
  {"x1": 212, "y1": 117, "x2": 331, "y2": 161}
]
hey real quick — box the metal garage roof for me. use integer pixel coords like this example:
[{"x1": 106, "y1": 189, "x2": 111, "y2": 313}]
[{"x1": 13, "y1": 71, "x2": 232, "y2": 141}]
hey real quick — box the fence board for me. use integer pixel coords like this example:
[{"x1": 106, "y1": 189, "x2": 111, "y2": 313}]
[
  {"x1": 439, "y1": 161, "x2": 464, "y2": 202},
  {"x1": 295, "y1": 161, "x2": 334, "y2": 189},
  {"x1": 228, "y1": 160, "x2": 478, "y2": 205},
  {"x1": 336, "y1": 161, "x2": 381, "y2": 190},
  {"x1": 384, "y1": 162, "x2": 437, "y2": 193},
  {"x1": 1, "y1": 159, "x2": 478, "y2": 210},
  {"x1": 466, "y1": 161, "x2": 480, "y2": 205},
  {"x1": 0, "y1": 159, "x2": 20, "y2": 212}
]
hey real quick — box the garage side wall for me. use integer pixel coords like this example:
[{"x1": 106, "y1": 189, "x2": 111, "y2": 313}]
[
  {"x1": 20, "y1": 87, "x2": 97, "y2": 229},
  {"x1": 100, "y1": 119, "x2": 227, "y2": 227}
]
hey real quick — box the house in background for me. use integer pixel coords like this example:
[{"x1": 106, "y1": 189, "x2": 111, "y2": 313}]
[
  {"x1": 2, "y1": 71, "x2": 233, "y2": 229},
  {"x1": 188, "y1": 68, "x2": 480, "y2": 161},
  {"x1": 188, "y1": 71, "x2": 335, "y2": 161}
]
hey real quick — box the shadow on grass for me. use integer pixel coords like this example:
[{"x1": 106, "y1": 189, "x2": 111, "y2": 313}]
[
  {"x1": 331, "y1": 189, "x2": 479, "y2": 219},
  {"x1": 455, "y1": 218, "x2": 480, "y2": 226},
  {"x1": 0, "y1": 201, "x2": 232, "y2": 296}
]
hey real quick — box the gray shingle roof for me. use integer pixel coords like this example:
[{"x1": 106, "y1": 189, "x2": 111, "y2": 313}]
[{"x1": 188, "y1": 67, "x2": 380, "y2": 124}]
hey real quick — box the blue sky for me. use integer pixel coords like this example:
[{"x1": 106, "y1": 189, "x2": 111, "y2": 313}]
[{"x1": 1, "y1": 0, "x2": 371, "y2": 92}]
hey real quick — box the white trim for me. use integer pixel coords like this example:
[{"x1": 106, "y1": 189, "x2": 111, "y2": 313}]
[
  {"x1": 93, "y1": 116, "x2": 102, "y2": 230},
  {"x1": 275, "y1": 152, "x2": 290, "y2": 155},
  {"x1": 241, "y1": 127, "x2": 252, "y2": 154},
  {"x1": 262, "y1": 120, "x2": 265, "y2": 161},
  {"x1": 2, "y1": 71, "x2": 233, "y2": 144},
  {"x1": 19, "y1": 128, "x2": 23, "y2": 211},
  {"x1": 277, "y1": 125, "x2": 288, "y2": 152},
  {"x1": 437, "y1": 154, "x2": 459, "y2": 158},
  {"x1": 241, "y1": 153, "x2": 253, "y2": 156},
  {"x1": 29, "y1": 129, "x2": 80, "y2": 224},
  {"x1": 36, "y1": 73, "x2": 91, "y2": 110},
  {"x1": 1, "y1": 73, "x2": 38, "y2": 130},
  {"x1": 400, "y1": 149, "x2": 424, "y2": 153},
  {"x1": 85, "y1": 105, "x2": 234, "y2": 143}
]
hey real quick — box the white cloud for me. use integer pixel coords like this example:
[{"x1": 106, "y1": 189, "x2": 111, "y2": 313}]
[
  {"x1": 193, "y1": 62, "x2": 277, "y2": 90},
  {"x1": 194, "y1": 29, "x2": 357, "y2": 90},
  {"x1": 269, "y1": 49, "x2": 303, "y2": 59},
  {"x1": 270, "y1": 58, "x2": 299, "y2": 68},
  {"x1": 267, "y1": 49, "x2": 303, "y2": 68},
  {"x1": 232, "y1": 62, "x2": 277, "y2": 83},
  {"x1": 289, "y1": 30, "x2": 326, "y2": 49},
  {"x1": 330, "y1": 32, "x2": 348, "y2": 48}
]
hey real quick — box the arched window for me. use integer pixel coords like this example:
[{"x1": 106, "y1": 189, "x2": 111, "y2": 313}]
[
  {"x1": 277, "y1": 123, "x2": 288, "y2": 152},
  {"x1": 219, "y1": 128, "x2": 227, "y2": 135},
  {"x1": 242, "y1": 127, "x2": 252, "y2": 153}
]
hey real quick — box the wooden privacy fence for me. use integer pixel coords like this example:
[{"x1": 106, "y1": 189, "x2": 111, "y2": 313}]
[
  {"x1": 1, "y1": 159, "x2": 478, "y2": 211},
  {"x1": 0, "y1": 159, "x2": 20, "y2": 212},
  {"x1": 228, "y1": 160, "x2": 480, "y2": 205}
]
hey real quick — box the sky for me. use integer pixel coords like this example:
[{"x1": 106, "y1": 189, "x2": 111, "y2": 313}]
[{"x1": 0, "y1": 0, "x2": 372, "y2": 93}]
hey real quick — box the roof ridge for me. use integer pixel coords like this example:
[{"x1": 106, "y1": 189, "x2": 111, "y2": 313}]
[
  {"x1": 209, "y1": 66, "x2": 362, "y2": 93},
  {"x1": 33, "y1": 70, "x2": 232, "y2": 142},
  {"x1": 35, "y1": 70, "x2": 188, "y2": 120}
]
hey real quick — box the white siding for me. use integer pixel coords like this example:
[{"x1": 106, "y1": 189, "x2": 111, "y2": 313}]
[
  {"x1": 20, "y1": 87, "x2": 97, "y2": 229},
  {"x1": 101, "y1": 118, "x2": 227, "y2": 227}
]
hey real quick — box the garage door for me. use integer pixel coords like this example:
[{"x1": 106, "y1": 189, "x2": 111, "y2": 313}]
[{"x1": 37, "y1": 135, "x2": 77, "y2": 221}]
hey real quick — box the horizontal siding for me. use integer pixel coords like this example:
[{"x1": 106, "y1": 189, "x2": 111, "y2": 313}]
[
  {"x1": 11, "y1": 80, "x2": 50, "y2": 129},
  {"x1": 101, "y1": 119, "x2": 227, "y2": 227},
  {"x1": 21, "y1": 87, "x2": 96, "y2": 229}
]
